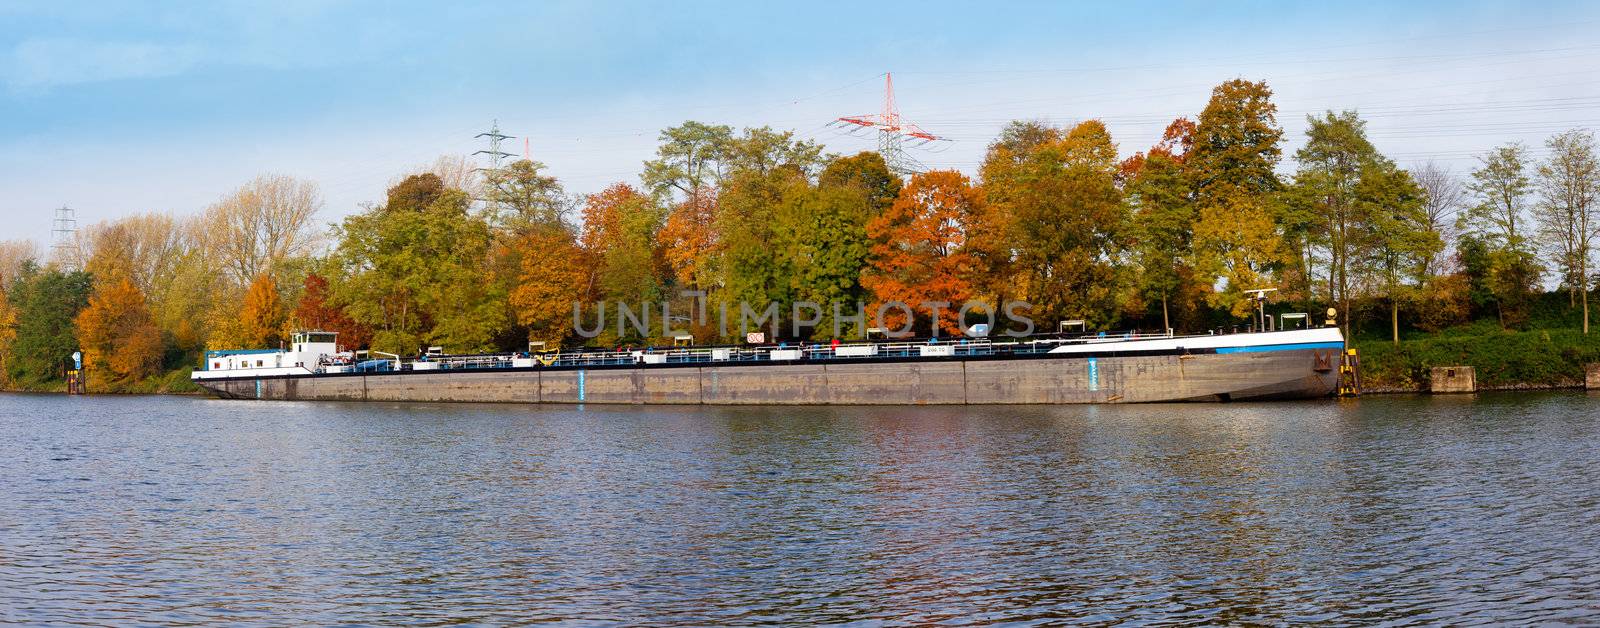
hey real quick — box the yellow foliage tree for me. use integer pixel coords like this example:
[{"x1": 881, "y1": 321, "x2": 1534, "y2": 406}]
[{"x1": 75, "y1": 277, "x2": 163, "y2": 389}]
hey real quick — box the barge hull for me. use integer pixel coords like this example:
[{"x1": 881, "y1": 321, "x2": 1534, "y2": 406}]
[{"x1": 196, "y1": 348, "x2": 1339, "y2": 404}]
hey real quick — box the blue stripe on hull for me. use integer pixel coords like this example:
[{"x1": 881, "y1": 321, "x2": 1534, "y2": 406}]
[{"x1": 1215, "y1": 341, "x2": 1345, "y2": 354}]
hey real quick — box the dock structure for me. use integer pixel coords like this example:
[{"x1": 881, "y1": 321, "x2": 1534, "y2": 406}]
[{"x1": 1430, "y1": 366, "x2": 1477, "y2": 394}]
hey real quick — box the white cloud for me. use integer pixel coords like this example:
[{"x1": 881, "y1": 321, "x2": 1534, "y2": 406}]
[{"x1": 4, "y1": 38, "x2": 202, "y2": 91}]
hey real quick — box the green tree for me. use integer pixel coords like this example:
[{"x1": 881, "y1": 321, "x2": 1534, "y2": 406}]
[
  {"x1": 1465, "y1": 143, "x2": 1535, "y2": 254},
  {"x1": 642, "y1": 121, "x2": 735, "y2": 203},
  {"x1": 1356, "y1": 160, "x2": 1435, "y2": 344},
  {"x1": 484, "y1": 158, "x2": 570, "y2": 233},
  {"x1": 331, "y1": 176, "x2": 509, "y2": 354},
  {"x1": 1464, "y1": 142, "x2": 1542, "y2": 328},
  {"x1": 1125, "y1": 148, "x2": 1194, "y2": 331},
  {"x1": 819, "y1": 151, "x2": 902, "y2": 216},
  {"x1": 4, "y1": 263, "x2": 92, "y2": 385}
]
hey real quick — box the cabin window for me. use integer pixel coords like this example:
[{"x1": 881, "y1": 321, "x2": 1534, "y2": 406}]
[
  {"x1": 256, "y1": 360, "x2": 264, "y2": 367},
  {"x1": 213, "y1": 362, "x2": 221, "y2": 369}
]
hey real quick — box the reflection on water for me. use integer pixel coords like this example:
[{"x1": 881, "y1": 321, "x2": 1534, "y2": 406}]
[{"x1": 2, "y1": 392, "x2": 1597, "y2": 624}]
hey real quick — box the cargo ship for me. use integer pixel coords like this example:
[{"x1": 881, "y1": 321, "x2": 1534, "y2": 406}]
[{"x1": 191, "y1": 324, "x2": 1347, "y2": 405}]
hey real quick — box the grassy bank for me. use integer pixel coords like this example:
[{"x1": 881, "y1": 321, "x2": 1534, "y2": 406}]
[
  {"x1": 1355, "y1": 323, "x2": 1600, "y2": 391},
  {"x1": 1, "y1": 367, "x2": 203, "y2": 395}
]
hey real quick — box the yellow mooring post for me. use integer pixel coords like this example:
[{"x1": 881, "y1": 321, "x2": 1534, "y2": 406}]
[{"x1": 1338, "y1": 348, "x2": 1361, "y2": 397}]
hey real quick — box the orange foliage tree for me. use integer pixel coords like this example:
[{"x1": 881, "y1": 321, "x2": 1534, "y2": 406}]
[
  {"x1": 239, "y1": 272, "x2": 286, "y2": 348},
  {"x1": 657, "y1": 187, "x2": 718, "y2": 291},
  {"x1": 509, "y1": 227, "x2": 590, "y2": 345},
  {"x1": 75, "y1": 277, "x2": 162, "y2": 387},
  {"x1": 292, "y1": 273, "x2": 371, "y2": 350},
  {"x1": 861, "y1": 170, "x2": 986, "y2": 335}
]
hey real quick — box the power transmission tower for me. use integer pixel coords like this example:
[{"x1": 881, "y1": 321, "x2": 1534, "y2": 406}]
[
  {"x1": 830, "y1": 73, "x2": 949, "y2": 176},
  {"x1": 474, "y1": 119, "x2": 516, "y2": 171},
  {"x1": 473, "y1": 120, "x2": 517, "y2": 216},
  {"x1": 50, "y1": 205, "x2": 78, "y2": 269}
]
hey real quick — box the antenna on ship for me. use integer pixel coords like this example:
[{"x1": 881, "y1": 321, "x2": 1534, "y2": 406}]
[
  {"x1": 829, "y1": 73, "x2": 950, "y2": 176},
  {"x1": 1244, "y1": 288, "x2": 1279, "y2": 332}
]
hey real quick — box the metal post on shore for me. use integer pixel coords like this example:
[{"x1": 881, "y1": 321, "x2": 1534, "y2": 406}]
[{"x1": 66, "y1": 351, "x2": 86, "y2": 395}]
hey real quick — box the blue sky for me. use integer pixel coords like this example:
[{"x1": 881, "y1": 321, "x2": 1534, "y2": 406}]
[{"x1": 2, "y1": 0, "x2": 1598, "y2": 245}]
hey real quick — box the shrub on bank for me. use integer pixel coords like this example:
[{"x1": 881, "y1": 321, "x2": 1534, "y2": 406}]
[{"x1": 1357, "y1": 328, "x2": 1600, "y2": 390}]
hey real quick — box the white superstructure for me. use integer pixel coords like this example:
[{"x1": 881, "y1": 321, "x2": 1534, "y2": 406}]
[{"x1": 192, "y1": 331, "x2": 342, "y2": 380}]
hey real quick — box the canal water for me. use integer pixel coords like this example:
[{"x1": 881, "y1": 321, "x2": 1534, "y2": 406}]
[{"x1": 2, "y1": 392, "x2": 1597, "y2": 624}]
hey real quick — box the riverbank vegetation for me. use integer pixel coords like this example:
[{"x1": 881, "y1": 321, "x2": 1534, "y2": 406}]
[{"x1": 2, "y1": 79, "x2": 1596, "y2": 393}]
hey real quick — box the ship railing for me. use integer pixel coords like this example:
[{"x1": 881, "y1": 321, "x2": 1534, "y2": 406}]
[
  {"x1": 543, "y1": 337, "x2": 1005, "y2": 367},
  {"x1": 371, "y1": 328, "x2": 1190, "y2": 371}
]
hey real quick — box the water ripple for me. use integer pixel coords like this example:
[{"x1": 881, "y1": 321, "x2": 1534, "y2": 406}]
[{"x1": 2, "y1": 392, "x2": 1598, "y2": 624}]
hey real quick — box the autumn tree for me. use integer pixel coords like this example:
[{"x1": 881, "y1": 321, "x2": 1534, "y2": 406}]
[
  {"x1": 75, "y1": 277, "x2": 163, "y2": 388},
  {"x1": 658, "y1": 188, "x2": 719, "y2": 292},
  {"x1": 509, "y1": 227, "x2": 589, "y2": 345},
  {"x1": 419, "y1": 154, "x2": 482, "y2": 198},
  {"x1": 1187, "y1": 79, "x2": 1290, "y2": 319},
  {"x1": 646, "y1": 122, "x2": 826, "y2": 322},
  {"x1": 77, "y1": 214, "x2": 185, "y2": 295},
  {"x1": 580, "y1": 183, "x2": 666, "y2": 306},
  {"x1": 862, "y1": 170, "x2": 985, "y2": 336},
  {"x1": 1533, "y1": 129, "x2": 1600, "y2": 333},
  {"x1": 0, "y1": 241, "x2": 32, "y2": 384},
  {"x1": 212, "y1": 272, "x2": 287, "y2": 349},
  {"x1": 0, "y1": 240, "x2": 38, "y2": 292},
  {"x1": 203, "y1": 174, "x2": 323, "y2": 285},
  {"x1": 983, "y1": 119, "x2": 1127, "y2": 328},
  {"x1": 292, "y1": 273, "x2": 371, "y2": 349}
]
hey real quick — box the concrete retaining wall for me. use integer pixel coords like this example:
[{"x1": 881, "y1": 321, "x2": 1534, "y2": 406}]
[
  {"x1": 201, "y1": 348, "x2": 1342, "y2": 405},
  {"x1": 1587, "y1": 363, "x2": 1600, "y2": 390},
  {"x1": 1430, "y1": 366, "x2": 1477, "y2": 393}
]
